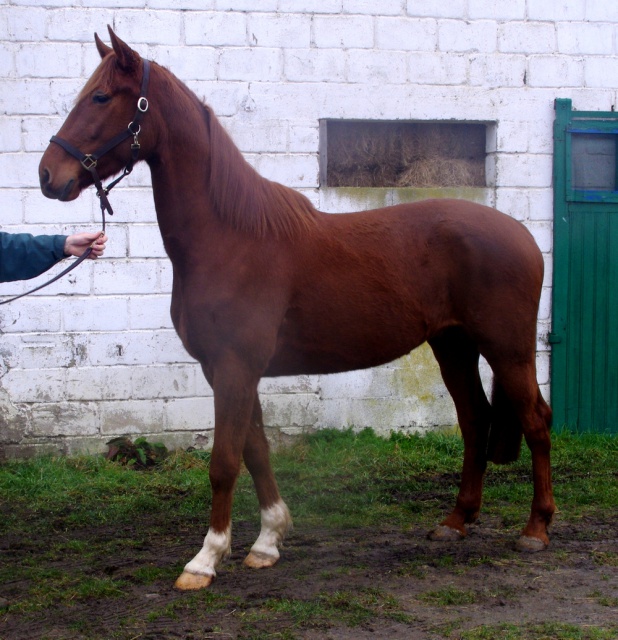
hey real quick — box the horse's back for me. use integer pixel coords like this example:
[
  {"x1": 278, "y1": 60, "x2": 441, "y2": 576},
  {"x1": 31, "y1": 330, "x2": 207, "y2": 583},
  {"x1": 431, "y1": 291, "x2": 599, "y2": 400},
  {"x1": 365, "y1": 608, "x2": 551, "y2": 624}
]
[
  {"x1": 311, "y1": 198, "x2": 544, "y2": 306},
  {"x1": 325, "y1": 198, "x2": 540, "y2": 267}
]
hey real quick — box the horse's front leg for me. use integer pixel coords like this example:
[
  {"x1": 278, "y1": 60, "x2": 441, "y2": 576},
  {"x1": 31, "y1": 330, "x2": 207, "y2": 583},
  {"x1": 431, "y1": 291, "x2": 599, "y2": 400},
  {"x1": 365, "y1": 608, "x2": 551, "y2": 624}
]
[
  {"x1": 175, "y1": 357, "x2": 259, "y2": 591},
  {"x1": 243, "y1": 397, "x2": 292, "y2": 569}
]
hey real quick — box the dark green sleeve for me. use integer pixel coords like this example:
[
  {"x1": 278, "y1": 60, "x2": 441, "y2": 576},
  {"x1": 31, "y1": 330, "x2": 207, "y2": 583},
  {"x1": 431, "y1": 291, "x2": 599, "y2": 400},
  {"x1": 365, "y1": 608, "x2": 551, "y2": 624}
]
[{"x1": 0, "y1": 232, "x2": 67, "y2": 283}]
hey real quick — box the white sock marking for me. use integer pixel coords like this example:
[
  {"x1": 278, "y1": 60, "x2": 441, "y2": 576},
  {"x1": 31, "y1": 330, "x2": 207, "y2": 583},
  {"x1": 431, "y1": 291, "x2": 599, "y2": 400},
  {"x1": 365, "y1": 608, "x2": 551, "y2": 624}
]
[
  {"x1": 249, "y1": 500, "x2": 292, "y2": 560},
  {"x1": 183, "y1": 526, "x2": 231, "y2": 577}
]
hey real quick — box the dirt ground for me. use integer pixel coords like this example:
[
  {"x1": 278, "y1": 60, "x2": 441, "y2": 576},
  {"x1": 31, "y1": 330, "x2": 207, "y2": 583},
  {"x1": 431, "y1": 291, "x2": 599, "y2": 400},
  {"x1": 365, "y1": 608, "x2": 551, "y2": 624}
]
[{"x1": 1, "y1": 511, "x2": 617, "y2": 639}]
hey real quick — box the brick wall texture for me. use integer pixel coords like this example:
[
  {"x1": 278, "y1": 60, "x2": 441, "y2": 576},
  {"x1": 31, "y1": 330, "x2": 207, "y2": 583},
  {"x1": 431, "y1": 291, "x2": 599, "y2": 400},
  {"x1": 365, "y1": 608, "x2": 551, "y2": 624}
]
[{"x1": 0, "y1": 0, "x2": 616, "y2": 455}]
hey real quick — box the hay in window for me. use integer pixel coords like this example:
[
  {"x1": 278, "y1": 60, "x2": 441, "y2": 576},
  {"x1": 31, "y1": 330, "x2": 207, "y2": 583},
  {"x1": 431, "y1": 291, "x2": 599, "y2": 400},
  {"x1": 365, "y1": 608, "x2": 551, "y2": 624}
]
[{"x1": 325, "y1": 121, "x2": 486, "y2": 188}]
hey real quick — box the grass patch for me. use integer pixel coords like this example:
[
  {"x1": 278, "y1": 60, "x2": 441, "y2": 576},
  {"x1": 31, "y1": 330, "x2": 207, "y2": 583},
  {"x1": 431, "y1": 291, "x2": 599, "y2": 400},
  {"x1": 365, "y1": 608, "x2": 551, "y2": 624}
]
[
  {"x1": 146, "y1": 590, "x2": 236, "y2": 622},
  {"x1": 2, "y1": 429, "x2": 616, "y2": 534},
  {"x1": 418, "y1": 584, "x2": 477, "y2": 606},
  {"x1": 461, "y1": 622, "x2": 618, "y2": 639},
  {"x1": 9, "y1": 572, "x2": 127, "y2": 613},
  {"x1": 0, "y1": 428, "x2": 617, "y2": 639},
  {"x1": 592, "y1": 551, "x2": 618, "y2": 567},
  {"x1": 254, "y1": 587, "x2": 412, "y2": 630}
]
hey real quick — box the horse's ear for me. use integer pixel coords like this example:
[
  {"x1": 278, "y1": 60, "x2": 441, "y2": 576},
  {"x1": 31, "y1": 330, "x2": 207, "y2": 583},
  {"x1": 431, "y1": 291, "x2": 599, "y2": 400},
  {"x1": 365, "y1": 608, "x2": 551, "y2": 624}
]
[
  {"x1": 107, "y1": 25, "x2": 140, "y2": 73},
  {"x1": 95, "y1": 33, "x2": 112, "y2": 59}
]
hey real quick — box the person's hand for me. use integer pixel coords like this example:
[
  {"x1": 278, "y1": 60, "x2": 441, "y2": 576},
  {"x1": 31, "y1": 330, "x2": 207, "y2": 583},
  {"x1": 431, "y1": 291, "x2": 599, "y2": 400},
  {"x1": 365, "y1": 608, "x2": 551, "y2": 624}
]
[{"x1": 64, "y1": 231, "x2": 107, "y2": 259}]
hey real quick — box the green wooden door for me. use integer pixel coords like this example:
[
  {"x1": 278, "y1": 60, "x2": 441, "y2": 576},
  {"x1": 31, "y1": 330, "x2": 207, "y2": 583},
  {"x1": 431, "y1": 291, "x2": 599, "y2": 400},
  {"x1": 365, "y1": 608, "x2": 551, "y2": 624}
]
[{"x1": 551, "y1": 99, "x2": 618, "y2": 433}]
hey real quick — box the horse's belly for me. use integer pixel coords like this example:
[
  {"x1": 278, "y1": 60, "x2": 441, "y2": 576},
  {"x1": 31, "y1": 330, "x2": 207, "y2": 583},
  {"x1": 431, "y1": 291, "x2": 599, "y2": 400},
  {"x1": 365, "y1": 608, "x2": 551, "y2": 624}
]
[
  {"x1": 266, "y1": 313, "x2": 426, "y2": 377},
  {"x1": 265, "y1": 346, "x2": 404, "y2": 377}
]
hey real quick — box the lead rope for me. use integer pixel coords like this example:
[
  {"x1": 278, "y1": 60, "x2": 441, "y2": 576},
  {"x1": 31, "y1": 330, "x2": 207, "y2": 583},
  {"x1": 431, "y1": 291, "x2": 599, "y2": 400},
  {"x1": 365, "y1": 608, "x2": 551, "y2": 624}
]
[
  {"x1": 0, "y1": 155, "x2": 113, "y2": 306},
  {"x1": 0, "y1": 60, "x2": 150, "y2": 306}
]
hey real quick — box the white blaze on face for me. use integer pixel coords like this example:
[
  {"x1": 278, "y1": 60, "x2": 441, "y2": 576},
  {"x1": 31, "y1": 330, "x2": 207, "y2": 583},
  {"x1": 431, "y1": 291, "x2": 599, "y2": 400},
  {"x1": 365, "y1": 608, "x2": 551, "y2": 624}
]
[
  {"x1": 183, "y1": 526, "x2": 231, "y2": 577},
  {"x1": 249, "y1": 500, "x2": 292, "y2": 561}
]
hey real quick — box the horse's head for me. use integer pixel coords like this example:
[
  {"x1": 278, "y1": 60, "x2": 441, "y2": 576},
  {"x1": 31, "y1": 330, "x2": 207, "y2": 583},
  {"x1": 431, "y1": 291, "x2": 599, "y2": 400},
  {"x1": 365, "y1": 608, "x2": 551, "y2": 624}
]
[{"x1": 39, "y1": 27, "x2": 152, "y2": 202}]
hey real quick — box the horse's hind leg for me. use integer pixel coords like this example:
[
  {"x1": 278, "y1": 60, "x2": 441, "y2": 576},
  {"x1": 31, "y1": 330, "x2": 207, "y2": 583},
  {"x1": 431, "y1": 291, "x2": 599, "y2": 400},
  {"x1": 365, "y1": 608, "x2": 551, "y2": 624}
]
[
  {"x1": 428, "y1": 328, "x2": 492, "y2": 541},
  {"x1": 243, "y1": 397, "x2": 292, "y2": 569},
  {"x1": 490, "y1": 360, "x2": 554, "y2": 551}
]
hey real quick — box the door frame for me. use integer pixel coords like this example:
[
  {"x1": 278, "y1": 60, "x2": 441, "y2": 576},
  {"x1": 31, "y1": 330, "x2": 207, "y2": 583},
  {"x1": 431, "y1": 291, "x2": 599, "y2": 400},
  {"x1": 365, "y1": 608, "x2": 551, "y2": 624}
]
[{"x1": 551, "y1": 98, "x2": 618, "y2": 431}]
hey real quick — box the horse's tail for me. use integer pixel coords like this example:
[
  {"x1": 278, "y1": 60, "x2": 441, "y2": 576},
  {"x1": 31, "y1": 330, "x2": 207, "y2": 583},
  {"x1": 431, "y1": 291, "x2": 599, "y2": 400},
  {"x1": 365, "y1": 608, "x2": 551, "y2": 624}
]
[
  {"x1": 486, "y1": 382, "x2": 524, "y2": 464},
  {"x1": 486, "y1": 381, "x2": 553, "y2": 464}
]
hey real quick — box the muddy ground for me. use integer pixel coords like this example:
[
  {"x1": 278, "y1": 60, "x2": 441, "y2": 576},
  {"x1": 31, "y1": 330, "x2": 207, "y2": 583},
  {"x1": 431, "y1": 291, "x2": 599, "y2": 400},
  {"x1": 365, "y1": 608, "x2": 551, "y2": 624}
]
[{"x1": 1, "y1": 511, "x2": 617, "y2": 639}]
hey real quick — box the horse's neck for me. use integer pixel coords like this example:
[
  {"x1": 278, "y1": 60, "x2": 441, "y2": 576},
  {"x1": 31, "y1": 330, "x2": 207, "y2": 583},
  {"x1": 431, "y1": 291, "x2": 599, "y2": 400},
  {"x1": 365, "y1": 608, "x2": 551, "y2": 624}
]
[
  {"x1": 146, "y1": 67, "x2": 318, "y2": 253},
  {"x1": 146, "y1": 78, "x2": 218, "y2": 247}
]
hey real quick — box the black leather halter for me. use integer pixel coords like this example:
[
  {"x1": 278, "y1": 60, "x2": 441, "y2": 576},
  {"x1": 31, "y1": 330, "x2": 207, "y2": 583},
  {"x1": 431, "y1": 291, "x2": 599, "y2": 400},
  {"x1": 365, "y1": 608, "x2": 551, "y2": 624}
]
[
  {"x1": 0, "y1": 60, "x2": 151, "y2": 305},
  {"x1": 50, "y1": 59, "x2": 151, "y2": 222}
]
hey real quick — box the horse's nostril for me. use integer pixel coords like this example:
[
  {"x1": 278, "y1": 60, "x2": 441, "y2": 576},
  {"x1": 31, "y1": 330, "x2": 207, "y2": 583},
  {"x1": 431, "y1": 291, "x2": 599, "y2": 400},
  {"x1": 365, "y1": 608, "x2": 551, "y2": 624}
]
[{"x1": 40, "y1": 168, "x2": 51, "y2": 187}]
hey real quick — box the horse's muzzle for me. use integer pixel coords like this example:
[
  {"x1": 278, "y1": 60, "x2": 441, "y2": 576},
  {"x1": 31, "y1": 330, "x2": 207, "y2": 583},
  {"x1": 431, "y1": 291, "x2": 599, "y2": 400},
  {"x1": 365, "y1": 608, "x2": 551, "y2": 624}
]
[{"x1": 39, "y1": 160, "x2": 78, "y2": 202}]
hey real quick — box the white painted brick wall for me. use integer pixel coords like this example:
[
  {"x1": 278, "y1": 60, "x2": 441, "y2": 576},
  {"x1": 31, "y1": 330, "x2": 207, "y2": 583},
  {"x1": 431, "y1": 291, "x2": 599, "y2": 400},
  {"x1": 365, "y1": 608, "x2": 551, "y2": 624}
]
[
  {"x1": 499, "y1": 22, "x2": 556, "y2": 54},
  {"x1": 249, "y1": 13, "x2": 312, "y2": 48},
  {"x1": 438, "y1": 20, "x2": 497, "y2": 53},
  {"x1": 312, "y1": 15, "x2": 374, "y2": 48},
  {"x1": 0, "y1": 3, "x2": 615, "y2": 456},
  {"x1": 585, "y1": 58, "x2": 618, "y2": 89},
  {"x1": 375, "y1": 17, "x2": 437, "y2": 51},
  {"x1": 185, "y1": 12, "x2": 247, "y2": 47},
  {"x1": 527, "y1": 0, "x2": 586, "y2": 21},
  {"x1": 407, "y1": 0, "x2": 466, "y2": 19},
  {"x1": 469, "y1": 0, "x2": 526, "y2": 21},
  {"x1": 469, "y1": 54, "x2": 526, "y2": 88},
  {"x1": 347, "y1": 49, "x2": 408, "y2": 84},
  {"x1": 284, "y1": 49, "x2": 346, "y2": 82},
  {"x1": 408, "y1": 52, "x2": 467, "y2": 85}
]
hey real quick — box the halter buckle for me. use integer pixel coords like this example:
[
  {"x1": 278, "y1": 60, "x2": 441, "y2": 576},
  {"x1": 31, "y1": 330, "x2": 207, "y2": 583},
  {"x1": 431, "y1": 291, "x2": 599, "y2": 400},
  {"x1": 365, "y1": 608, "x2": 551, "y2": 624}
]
[{"x1": 81, "y1": 154, "x2": 97, "y2": 171}]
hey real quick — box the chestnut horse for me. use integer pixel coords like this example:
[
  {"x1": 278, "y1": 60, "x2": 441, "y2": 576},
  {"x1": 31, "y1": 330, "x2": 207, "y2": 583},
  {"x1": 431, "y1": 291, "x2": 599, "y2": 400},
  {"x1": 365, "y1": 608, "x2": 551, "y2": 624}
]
[{"x1": 39, "y1": 29, "x2": 554, "y2": 590}]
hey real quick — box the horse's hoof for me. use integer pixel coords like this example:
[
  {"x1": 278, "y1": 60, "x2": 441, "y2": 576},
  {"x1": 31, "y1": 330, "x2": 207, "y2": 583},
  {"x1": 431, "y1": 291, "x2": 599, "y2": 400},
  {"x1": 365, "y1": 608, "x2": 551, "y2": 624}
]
[
  {"x1": 428, "y1": 525, "x2": 465, "y2": 542},
  {"x1": 515, "y1": 535, "x2": 548, "y2": 553},
  {"x1": 174, "y1": 571, "x2": 214, "y2": 590},
  {"x1": 244, "y1": 550, "x2": 278, "y2": 569}
]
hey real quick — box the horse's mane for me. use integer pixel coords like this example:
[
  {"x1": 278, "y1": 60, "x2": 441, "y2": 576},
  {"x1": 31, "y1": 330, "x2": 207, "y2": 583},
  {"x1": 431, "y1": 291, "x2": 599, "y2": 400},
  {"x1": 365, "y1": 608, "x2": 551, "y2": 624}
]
[
  {"x1": 158, "y1": 62, "x2": 319, "y2": 240},
  {"x1": 202, "y1": 100, "x2": 319, "y2": 240},
  {"x1": 81, "y1": 55, "x2": 320, "y2": 240}
]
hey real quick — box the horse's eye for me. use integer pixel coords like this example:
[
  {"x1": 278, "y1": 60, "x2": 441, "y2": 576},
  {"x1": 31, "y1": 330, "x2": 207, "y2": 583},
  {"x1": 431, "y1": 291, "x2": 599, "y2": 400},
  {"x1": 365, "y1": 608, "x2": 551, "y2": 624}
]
[{"x1": 92, "y1": 92, "x2": 111, "y2": 105}]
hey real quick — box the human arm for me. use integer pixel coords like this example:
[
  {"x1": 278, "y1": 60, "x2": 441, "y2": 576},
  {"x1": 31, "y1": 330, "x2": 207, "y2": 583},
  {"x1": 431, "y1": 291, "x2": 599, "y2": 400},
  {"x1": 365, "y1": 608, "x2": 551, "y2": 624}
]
[
  {"x1": 0, "y1": 232, "x2": 66, "y2": 282},
  {"x1": 0, "y1": 231, "x2": 107, "y2": 283}
]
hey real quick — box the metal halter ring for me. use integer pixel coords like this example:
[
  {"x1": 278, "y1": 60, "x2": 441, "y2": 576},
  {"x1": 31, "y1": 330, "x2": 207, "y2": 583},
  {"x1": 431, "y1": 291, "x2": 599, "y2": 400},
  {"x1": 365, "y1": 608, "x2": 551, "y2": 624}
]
[
  {"x1": 81, "y1": 154, "x2": 97, "y2": 170},
  {"x1": 128, "y1": 122, "x2": 141, "y2": 136},
  {"x1": 137, "y1": 97, "x2": 149, "y2": 113}
]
